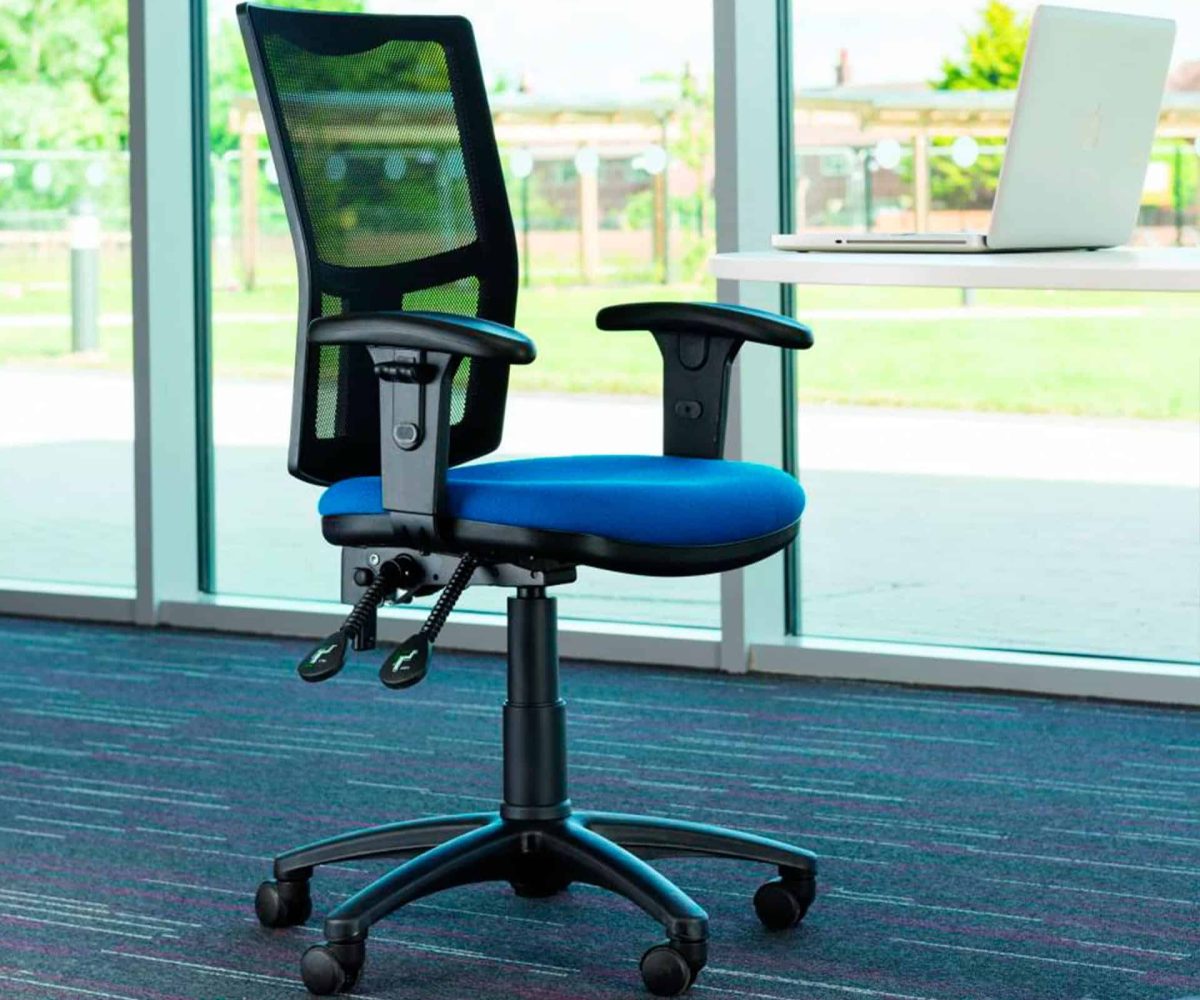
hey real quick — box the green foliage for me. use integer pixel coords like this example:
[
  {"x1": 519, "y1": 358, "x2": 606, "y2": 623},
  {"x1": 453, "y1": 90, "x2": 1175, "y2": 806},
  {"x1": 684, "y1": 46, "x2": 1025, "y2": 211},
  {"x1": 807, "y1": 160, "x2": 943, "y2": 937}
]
[
  {"x1": 621, "y1": 189, "x2": 655, "y2": 231},
  {"x1": 1177, "y1": 146, "x2": 1200, "y2": 211},
  {"x1": 209, "y1": 0, "x2": 367, "y2": 155},
  {"x1": 926, "y1": 144, "x2": 1005, "y2": 210},
  {"x1": 674, "y1": 66, "x2": 716, "y2": 239},
  {"x1": 935, "y1": 0, "x2": 1029, "y2": 91},
  {"x1": 675, "y1": 233, "x2": 714, "y2": 285},
  {"x1": 500, "y1": 165, "x2": 568, "y2": 232},
  {"x1": 0, "y1": 0, "x2": 131, "y2": 219},
  {"x1": 209, "y1": 18, "x2": 258, "y2": 157},
  {"x1": 1146, "y1": 143, "x2": 1199, "y2": 217},
  {"x1": 924, "y1": 1, "x2": 1030, "y2": 209},
  {"x1": 618, "y1": 62, "x2": 717, "y2": 282},
  {"x1": 0, "y1": 0, "x2": 128, "y2": 151},
  {"x1": 668, "y1": 65, "x2": 714, "y2": 177},
  {"x1": 491, "y1": 72, "x2": 518, "y2": 95}
]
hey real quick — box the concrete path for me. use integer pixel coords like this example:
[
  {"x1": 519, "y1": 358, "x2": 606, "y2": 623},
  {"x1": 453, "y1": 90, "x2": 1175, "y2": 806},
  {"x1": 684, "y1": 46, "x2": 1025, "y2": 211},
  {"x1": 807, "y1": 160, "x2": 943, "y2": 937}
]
[{"x1": 1, "y1": 369, "x2": 1196, "y2": 661}]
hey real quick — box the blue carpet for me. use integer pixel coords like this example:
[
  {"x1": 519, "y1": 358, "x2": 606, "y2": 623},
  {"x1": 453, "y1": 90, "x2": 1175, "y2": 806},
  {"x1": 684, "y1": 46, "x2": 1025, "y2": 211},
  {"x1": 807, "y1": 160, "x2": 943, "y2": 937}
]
[{"x1": 0, "y1": 615, "x2": 1197, "y2": 1000}]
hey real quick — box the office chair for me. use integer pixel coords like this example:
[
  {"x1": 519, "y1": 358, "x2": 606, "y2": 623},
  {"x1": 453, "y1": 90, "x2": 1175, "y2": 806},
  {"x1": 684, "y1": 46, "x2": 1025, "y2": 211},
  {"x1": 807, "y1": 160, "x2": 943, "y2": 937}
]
[{"x1": 239, "y1": 5, "x2": 817, "y2": 996}]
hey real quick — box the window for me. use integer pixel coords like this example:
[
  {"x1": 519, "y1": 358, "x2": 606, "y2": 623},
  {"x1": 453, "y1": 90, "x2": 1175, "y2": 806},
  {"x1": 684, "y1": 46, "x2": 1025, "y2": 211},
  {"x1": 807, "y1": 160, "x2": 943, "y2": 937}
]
[
  {"x1": 790, "y1": 0, "x2": 1200, "y2": 662},
  {"x1": 204, "y1": 0, "x2": 716, "y2": 628},
  {"x1": 0, "y1": 3, "x2": 134, "y2": 591}
]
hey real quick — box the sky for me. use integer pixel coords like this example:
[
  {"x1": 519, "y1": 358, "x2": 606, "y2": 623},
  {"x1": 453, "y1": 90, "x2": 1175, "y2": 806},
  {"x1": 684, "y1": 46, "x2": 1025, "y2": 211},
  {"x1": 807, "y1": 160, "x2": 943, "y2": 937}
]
[
  {"x1": 793, "y1": 0, "x2": 1198, "y2": 87},
  {"x1": 214, "y1": 1, "x2": 1200, "y2": 97}
]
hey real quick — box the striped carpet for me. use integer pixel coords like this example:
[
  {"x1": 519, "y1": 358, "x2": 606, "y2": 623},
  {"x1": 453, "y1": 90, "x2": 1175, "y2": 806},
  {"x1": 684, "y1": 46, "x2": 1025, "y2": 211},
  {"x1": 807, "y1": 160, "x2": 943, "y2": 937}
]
[{"x1": 0, "y1": 615, "x2": 1197, "y2": 1000}]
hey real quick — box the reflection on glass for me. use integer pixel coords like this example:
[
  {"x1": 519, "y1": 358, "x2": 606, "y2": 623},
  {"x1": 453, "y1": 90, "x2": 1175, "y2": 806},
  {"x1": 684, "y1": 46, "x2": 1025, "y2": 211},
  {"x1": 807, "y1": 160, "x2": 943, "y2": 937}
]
[
  {"x1": 792, "y1": 1, "x2": 1200, "y2": 661},
  {"x1": 0, "y1": 8, "x2": 134, "y2": 589},
  {"x1": 207, "y1": 0, "x2": 717, "y2": 628}
]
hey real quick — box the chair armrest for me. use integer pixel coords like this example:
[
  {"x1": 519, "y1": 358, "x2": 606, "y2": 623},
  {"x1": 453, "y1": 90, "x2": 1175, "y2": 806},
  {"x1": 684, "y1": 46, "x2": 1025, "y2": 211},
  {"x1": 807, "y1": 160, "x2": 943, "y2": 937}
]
[
  {"x1": 595, "y1": 301, "x2": 814, "y2": 459},
  {"x1": 309, "y1": 311, "x2": 536, "y2": 522},
  {"x1": 596, "y1": 301, "x2": 812, "y2": 351},
  {"x1": 308, "y1": 310, "x2": 537, "y2": 364}
]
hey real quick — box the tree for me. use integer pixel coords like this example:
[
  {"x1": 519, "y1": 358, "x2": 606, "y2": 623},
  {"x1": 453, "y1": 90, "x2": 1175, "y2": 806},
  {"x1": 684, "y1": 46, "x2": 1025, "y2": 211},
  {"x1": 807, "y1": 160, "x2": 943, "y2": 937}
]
[
  {"x1": 0, "y1": 0, "x2": 129, "y2": 151},
  {"x1": 935, "y1": 0, "x2": 1029, "y2": 92},
  {"x1": 921, "y1": 1, "x2": 1031, "y2": 210},
  {"x1": 0, "y1": 0, "x2": 369, "y2": 214}
]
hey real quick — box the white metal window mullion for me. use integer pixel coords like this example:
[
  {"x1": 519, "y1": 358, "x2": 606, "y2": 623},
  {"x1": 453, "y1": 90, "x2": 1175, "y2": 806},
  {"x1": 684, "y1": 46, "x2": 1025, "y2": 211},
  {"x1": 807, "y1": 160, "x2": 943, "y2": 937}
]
[
  {"x1": 129, "y1": 0, "x2": 203, "y2": 623},
  {"x1": 714, "y1": 0, "x2": 791, "y2": 673}
]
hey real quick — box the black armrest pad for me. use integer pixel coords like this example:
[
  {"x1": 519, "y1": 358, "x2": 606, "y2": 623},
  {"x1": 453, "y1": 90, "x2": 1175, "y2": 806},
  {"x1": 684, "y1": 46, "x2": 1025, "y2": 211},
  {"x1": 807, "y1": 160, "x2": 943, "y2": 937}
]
[
  {"x1": 309, "y1": 310, "x2": 537, "y2": 364},
  {"x1": 596, "y1": 301, "x2": 813, "y2": 350}
]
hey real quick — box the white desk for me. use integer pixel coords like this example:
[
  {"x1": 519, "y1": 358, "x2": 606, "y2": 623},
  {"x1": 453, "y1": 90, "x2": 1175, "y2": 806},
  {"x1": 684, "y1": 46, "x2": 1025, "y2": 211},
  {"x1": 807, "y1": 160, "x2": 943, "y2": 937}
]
[{"x1": 710, "y1": 247, "x2": 1200, "y2": 292}]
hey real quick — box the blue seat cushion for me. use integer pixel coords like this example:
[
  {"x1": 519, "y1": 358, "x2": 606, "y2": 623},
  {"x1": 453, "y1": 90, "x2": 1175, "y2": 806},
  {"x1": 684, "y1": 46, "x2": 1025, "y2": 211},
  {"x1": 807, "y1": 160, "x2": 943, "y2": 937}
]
[{"x1": 318, "y1": 455, "x2": 805, "y2": 547}]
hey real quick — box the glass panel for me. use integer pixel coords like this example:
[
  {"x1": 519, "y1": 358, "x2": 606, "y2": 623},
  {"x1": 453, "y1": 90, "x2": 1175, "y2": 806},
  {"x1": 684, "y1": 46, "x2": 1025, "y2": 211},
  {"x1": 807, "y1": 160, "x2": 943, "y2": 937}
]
[
  {"x1": 206, "y1": 1, "x2": 716, "y2": 628},
  {"x1": 791, "y1": 1, "x2": 1200, "y2": 662},
  {"x1": 0, "y1": 5, "x2": 134, "y2": 589}
]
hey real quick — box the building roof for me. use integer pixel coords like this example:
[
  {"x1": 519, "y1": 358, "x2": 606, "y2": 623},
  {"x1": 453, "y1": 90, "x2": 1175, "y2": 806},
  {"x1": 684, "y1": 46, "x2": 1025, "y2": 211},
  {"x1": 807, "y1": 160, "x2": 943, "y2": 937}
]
[{"x1": 795, "y1": 87, "x2": 1200, "y2": 138}]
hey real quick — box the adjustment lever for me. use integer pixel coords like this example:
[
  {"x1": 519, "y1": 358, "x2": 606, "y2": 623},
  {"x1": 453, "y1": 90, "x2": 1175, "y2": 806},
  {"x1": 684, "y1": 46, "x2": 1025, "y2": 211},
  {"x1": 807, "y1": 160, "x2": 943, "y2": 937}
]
[
  {"x1": 298, "y1": 559, "x2": 415, "y2": 683},
  {"x1": 381, "y1": 554, "x2": 478, "y2": 690},
  {"x1": 298, "y1": 630, "x2": 351, "y2": 683},
  {"x1": 378, "y1": 633, "x2": 431, "y2": 690}
]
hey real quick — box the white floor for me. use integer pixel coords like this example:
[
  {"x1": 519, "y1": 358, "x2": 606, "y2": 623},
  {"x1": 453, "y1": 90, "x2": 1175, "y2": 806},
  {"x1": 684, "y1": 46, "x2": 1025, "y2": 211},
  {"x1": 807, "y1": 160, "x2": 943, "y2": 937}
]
[{"x1": 1, "y1": 369, "x2": 1197, "y2": 660}]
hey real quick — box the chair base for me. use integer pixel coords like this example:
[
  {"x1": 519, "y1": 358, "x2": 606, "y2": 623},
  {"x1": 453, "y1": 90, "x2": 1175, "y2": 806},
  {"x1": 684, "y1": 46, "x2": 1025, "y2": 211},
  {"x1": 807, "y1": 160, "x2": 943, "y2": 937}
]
[
  {"x1": 255, "y1": 587, "x2": 817, "y2": 996},
  {"x1": 257, "y1": 808, "x2": 817, "y2": 997}
]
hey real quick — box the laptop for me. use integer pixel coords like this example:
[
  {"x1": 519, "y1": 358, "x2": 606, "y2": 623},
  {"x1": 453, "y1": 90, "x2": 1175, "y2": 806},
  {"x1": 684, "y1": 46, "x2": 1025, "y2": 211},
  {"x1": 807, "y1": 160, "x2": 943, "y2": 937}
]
[{"x1": 773, "y1": 5, "x2": 1176, "y2": 254}]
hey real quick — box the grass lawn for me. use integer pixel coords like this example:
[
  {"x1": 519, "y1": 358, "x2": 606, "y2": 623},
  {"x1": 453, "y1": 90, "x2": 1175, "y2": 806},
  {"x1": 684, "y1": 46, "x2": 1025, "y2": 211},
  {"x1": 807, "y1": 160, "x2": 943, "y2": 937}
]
[{"x1": 2, "y1": 250, "x2": 1198, "y2": 419}]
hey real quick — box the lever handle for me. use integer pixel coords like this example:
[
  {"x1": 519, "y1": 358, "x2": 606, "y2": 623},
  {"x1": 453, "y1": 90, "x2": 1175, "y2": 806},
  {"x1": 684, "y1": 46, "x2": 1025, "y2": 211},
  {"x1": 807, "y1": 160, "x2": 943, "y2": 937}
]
[
  {"x1": 379, "y1": 634, "x2": 431, "y2": 689},
  {"x1": 377, "y1": 554, "x2": 478, "y2": 692},
  {"x1": 297, "y1": 631, "x2": 349, "y2": 683}
]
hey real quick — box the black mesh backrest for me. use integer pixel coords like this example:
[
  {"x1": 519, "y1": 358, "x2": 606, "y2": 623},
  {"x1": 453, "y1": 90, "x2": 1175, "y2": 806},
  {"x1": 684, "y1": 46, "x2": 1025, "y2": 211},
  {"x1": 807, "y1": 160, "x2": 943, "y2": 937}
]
[{"x1": 239, "y1": 4, "x2": 519, "y2": 485}]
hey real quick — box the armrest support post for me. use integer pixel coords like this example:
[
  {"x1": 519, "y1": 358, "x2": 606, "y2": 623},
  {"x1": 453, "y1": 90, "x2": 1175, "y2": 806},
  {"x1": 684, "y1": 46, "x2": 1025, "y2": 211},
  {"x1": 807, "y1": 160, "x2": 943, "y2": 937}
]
[
  {"x1": 596, "y1": 301, "x2": 813, "y2": 460},
  {"x1": 308, "y1": 310, "x2": 537, "y2": 530},
  {"x1": 653, "y1": 332, "x2": 741, "y2": 459},
  {"x1": 368, "y1": 346, "x2": 454, "y2": 522}
]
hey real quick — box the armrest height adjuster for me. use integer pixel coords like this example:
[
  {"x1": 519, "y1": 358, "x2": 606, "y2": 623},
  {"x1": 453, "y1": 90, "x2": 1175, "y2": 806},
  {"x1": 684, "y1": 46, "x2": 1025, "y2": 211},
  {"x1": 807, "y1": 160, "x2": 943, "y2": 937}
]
[
  {"x1": 374, "y1": 359, "x2": 438, "y2": 384},
  {"x1": 654, "y1": 331, "x2": 740, "y2": 460}
]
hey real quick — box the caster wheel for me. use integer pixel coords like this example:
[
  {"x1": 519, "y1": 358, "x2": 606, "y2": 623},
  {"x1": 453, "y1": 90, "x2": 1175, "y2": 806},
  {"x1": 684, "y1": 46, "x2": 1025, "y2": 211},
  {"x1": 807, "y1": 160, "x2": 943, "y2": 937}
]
[
  {"x1": 300, "y1": 943, "x2": 362, "y2": 995},
  {"x1": 640, "y1": 943, "x2": 698, "y2": 997},
  {"x1": 509, "y1": 875, "x2": 571, "y2": 899},
  {"x1": 255, "y1": 879, "x2": 312, "y2": 928},
  {"x1": 753, "y1": 876, "x2": 816, "y2": 930}
]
